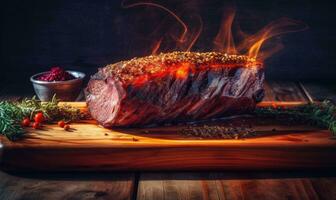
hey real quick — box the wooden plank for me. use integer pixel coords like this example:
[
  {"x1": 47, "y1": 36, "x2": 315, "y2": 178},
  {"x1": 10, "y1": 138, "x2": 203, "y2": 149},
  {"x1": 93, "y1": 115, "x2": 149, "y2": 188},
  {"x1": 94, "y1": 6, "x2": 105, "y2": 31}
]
[
  {"x1": 0, "y1": 84, "x2": 33, "y2": 101},
  {"x1": 262, "y1": 82, "x2": 277, "y2": 101},
  {"x1": 1, "y1": 124, "x2": 335, "y2": 171},
  {"x1": 268, "y1": 81, "x2": 309, "y2": 102},
  {"x1": 1, "y1": 81, "x2": 336, "y2": 171},
  {"x1": 0, "y1": 171, "x2": 135, "y2": 200},
  {"x1": 0, "y1": 87, "x2": 136, "y2": 200},
  {"x1": 136, "y1": 82, "x2": 336, "y2": 200},
  {"x1": 300, "y1": 82, "x2": 336, "y2": 102},
  {"x1": 1, "y1": 104, "x2": 336, "y2": 171},
  {"x1": 261, "y1": 81, "x2": 310, "y2": 102},
  {"x1": 137, "y1": 172, "x2": 336, "y2": 200}
]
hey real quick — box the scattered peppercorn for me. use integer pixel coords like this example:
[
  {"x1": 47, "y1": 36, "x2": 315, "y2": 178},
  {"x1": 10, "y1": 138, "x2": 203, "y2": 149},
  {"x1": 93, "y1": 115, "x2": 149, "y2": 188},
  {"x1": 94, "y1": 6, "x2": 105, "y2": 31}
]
[{"x1": 180, "y1": 125, "x2": 256, "y2": 139}]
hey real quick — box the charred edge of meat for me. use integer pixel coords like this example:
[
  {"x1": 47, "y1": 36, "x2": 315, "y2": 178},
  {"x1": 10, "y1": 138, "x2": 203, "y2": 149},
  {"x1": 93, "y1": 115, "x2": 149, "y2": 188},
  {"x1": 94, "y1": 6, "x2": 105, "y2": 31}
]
[{"x1": 103, "y1": 51, "x2": 262, "y2": 84}]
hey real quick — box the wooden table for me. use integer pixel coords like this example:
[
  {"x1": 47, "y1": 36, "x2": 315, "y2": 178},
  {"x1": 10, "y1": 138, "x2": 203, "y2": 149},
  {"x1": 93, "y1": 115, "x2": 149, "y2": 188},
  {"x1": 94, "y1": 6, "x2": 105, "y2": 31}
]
[{"x1": 0, "y1": 81, "x2": 336, "y2": 200}]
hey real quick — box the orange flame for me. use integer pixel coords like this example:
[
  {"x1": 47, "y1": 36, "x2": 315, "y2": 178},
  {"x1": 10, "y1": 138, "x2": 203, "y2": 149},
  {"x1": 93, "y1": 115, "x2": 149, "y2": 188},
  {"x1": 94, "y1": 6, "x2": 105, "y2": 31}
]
[
  {"x1": 121, "y1": 0, "x2": 202, "y2": 54},
  {"x1": 186, "y1": 16, "x2": 203, "y2": 52},
  {"x1": 213, "y1": 10, "x2": 307, "y2": 60},
  {"x1": 122, "y1": 1, "x2": 306, "y2": 62},
  {"x1": 213, "y1": 7, "x2": 237, "y2": 54},
  {"x1": 238, "y1": 18, "x2": 307, "y2": 59},
  {"x1": 151, "y1": 38, "x2": 162, "y2": 55}
]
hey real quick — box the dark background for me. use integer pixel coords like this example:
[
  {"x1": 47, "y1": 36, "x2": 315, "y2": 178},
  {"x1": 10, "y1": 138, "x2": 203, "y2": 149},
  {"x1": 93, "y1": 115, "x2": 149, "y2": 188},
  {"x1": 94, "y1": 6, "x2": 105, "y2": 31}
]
[{"x1": 0, "y1": 0, "x2": 335, "y2": 92}]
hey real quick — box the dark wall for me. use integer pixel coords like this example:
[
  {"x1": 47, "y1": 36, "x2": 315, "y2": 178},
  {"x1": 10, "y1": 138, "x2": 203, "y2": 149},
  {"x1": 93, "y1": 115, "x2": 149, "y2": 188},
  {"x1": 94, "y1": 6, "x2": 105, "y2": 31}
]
[{"x1": 1, "y1": 0, "x2": 335, "y2": 88}]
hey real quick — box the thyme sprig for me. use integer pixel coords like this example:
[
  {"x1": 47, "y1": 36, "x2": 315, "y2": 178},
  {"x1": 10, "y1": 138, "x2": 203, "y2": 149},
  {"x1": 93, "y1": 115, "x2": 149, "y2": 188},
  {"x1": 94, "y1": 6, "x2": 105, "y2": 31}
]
[
  {"x1": 255, "y1": 100, "x2": 336, "y2": 135},
  {"x1": 0, "y1": 96, "x2": 81, "y2": 140}
]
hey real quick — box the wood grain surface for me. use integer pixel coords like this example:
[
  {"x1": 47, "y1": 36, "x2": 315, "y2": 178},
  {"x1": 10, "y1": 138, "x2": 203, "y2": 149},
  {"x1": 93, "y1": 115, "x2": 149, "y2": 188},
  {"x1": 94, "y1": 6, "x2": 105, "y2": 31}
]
[
  {"x1": 137, "y1": 173, "x2": 336, "y2": 200},
  {"x1": 136, "y1": 81, "x2": 336, "y2": 200},
  {"x1": 1, "y1": 81, "x2": 336, "y2": 200},
  {"x1": 0, "y1": 84, "x2": 138, "y2": 200},
  {"x1": 0, "y1": 171, "x2": 135, "y2": 200},
  {"x1": 1, "y1": 82, "x2": 336, "y2": 171},
  {"x1": 1, "y1": 120, "x2": 336, "y2": 171}
]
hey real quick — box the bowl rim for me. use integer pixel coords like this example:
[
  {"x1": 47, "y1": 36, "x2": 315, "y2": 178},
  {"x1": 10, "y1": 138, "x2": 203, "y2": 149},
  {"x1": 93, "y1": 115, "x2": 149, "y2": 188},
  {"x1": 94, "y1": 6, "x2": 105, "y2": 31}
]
[{"x1": 30, "y1": 70, "x2": 86, "y2": 84}]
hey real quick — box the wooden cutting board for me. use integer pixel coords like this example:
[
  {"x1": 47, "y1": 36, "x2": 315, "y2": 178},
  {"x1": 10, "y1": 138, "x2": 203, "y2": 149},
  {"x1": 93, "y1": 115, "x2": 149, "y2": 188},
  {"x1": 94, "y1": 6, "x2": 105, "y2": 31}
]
[{"x1": 1, "y1": 101, "x2": 336, "y2": 171}]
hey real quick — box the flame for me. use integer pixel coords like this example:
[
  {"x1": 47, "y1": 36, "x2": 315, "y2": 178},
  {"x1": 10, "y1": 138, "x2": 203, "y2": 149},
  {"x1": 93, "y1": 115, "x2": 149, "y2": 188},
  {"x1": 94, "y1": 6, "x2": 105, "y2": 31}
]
[
  {"x1": 122, "y1": 1, "x2": 307, "y2": 84},
  {"x1": 213, "y1": 7, "x2": 237, "y2": 54},
  {"x1": 122, "y1": 0, "x2": 202, "y2": 54},
  {"x1": 122, "y1": 2, "x2": 306, "y2": 60},
  {"x1": 121, "y1": 0, "x2": 187, "y2": 51},
  {"x1": 151, "y1": 38, "x2": 162, "y2": 55},
  {"x1": 213, "y1": 10, "x2": 307, "y2": 60},
  {"x1": 185, "y1": 16, "x2": 203, "y2": 52},
  {"x1": 238, "y1": 18, "x2": 308, "y2": 59}
]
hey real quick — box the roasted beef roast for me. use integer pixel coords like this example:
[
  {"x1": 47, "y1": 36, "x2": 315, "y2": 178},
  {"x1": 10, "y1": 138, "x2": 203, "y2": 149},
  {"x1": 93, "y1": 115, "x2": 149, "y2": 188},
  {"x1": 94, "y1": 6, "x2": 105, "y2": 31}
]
[{"x1": 86, "y1": 52, "x2": 265, "y2": 127}]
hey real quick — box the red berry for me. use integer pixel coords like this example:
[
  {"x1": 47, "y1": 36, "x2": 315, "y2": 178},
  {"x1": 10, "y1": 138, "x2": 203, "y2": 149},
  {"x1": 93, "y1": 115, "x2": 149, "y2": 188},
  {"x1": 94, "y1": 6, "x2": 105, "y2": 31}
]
[
  {"x1": 64, "y1": 124, "x2": 70, "y2": 131},
  {"x1": 32, "y1": 122, "x2": 40, "y2": 129},
  {"x1": 58, "y1": 120, "x2": 65, "y2": 128},
  {"x1": 34, "y1": 112, "x2": 44, "y2": 123},
  {"x1": 21, "y1": 118, "x2": 30, "y2": 127},
  {"x1": 37, "y1": 67, "x2": 75, "y2": 82}
]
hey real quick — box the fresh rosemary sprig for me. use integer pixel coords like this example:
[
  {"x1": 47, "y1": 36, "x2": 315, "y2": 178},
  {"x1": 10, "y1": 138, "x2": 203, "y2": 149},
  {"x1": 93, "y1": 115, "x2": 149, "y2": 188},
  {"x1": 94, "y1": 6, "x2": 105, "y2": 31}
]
[
  {"x1": 254, "y1": 100, "x2": 336, "y2": 135},
  {"x1": 0, "y1": 95, "x2": 81, "y2": 140},
  {"x1": 0, "y1": 101, "x2": 25, "y2": 140}
]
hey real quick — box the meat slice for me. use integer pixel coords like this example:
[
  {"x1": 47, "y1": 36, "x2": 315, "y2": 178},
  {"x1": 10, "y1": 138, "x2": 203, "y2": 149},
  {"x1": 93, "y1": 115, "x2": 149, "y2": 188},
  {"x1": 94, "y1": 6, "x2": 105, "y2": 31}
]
[{"x1": 86, "y1": 52, "x2": 265, "y2": 127}]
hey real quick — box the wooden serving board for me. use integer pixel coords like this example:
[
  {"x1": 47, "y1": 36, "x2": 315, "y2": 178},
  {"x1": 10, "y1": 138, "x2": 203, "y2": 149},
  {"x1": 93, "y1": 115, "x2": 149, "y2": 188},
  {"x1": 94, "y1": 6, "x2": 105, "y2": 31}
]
[{"x1": 1, "y1": 101, "x2": 336, "y2": 171}]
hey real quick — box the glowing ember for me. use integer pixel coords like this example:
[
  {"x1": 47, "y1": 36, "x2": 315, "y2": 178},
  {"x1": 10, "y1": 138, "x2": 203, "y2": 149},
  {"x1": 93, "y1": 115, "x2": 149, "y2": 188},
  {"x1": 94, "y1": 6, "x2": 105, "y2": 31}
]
[{"x1": 175, "y1": 63, "x2": 191, "y2": 79}]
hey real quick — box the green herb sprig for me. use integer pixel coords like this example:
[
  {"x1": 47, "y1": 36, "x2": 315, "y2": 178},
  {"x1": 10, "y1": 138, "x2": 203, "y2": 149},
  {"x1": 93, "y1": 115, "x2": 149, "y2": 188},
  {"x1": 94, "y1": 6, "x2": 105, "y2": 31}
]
[
  {"x1": 255, "y1": 100, "x2": 336, "y2": 135},
  {"x1": 0, "y1": 95, "x2": 81, "y2": 140}
]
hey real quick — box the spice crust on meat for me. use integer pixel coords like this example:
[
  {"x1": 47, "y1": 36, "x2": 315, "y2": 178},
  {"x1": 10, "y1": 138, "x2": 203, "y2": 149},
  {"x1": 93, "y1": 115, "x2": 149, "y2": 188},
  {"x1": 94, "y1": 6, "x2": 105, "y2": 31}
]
[{"x1": 103, "y1": 52, "x2": 260, "y2": 83}]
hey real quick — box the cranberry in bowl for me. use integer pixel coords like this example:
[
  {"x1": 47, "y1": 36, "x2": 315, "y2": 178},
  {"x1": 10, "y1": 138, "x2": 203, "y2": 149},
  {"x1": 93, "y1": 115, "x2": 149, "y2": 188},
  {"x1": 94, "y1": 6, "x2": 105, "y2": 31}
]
[{"x1": 30, "y1": 67, "x2": 85, "y2": 101}]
